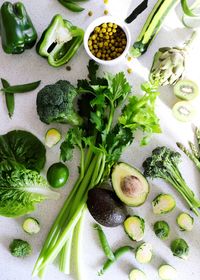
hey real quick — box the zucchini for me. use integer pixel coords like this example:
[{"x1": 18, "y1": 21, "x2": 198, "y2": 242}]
[
  {"x1": 135, "y1": 242, "x2": 153, "y2": 264},
  {"x1": 130, "y1": 0, "x2": 179, "y2": 58},
  {"x1": 152, "y1": 194, "x2": 176, "y2": 215},
  {"x1": 176, "y1": 212, "x2": 194, "y2": 231},
  {"x1": 22, "y1": 217, "x2": 40, "y2": 234},
  {"x1": 158, "y1": 264, "x2": 177, "y2": 280},
  {"x1": 129, "y1": 268, "x2": 147, "y2": 280},
  {"x1": 124, "y1": 216, "x2": 145, "y2": 242}
]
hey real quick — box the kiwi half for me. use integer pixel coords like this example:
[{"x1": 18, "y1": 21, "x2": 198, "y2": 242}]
[
  {"x1": 174, "y1": 79, "x2": 199, "y2": 101},
  {"x1": 172, "y1": 101, "x2": 195, "y2": 122}
]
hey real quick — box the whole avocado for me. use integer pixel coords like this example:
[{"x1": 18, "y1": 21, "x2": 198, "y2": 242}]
[{"x1": 87, "y1": 188, "x2": 127, "y2": 227}]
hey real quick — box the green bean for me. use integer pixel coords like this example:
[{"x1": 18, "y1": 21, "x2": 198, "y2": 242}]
[
  {"x1": 1, "y1": 78, "x2": 15, "y2": 118},
  {"x1": 93, "y1": 224, "x2": 115, "y2": 261},
  {"x1": 98, "y1": 246, "x2": 133, "y2": 276},
  {"x1": 58, "y1": 0, "x2": 84, "y2": 12}
]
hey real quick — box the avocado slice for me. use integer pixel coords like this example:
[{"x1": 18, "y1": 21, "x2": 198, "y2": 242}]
[{"x1": 111, "y1": 162, "x2": 149, "y2": 207}]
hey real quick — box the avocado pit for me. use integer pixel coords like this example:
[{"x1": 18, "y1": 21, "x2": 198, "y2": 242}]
[{"x1": 121, "y1": 175, "x2": 143, "y2": 198}]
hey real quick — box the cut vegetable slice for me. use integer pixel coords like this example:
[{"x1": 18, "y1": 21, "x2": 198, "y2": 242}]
[
  {"x1": 152, "y1": 194, "x2": 176, "y2": 215},
  {"x1": 135, "y1": 242, "x2": 152, "y2": 264},
  {"x1": 129, "y1": 268, "x2": 147, "y2": 280},
  {"x1": 158, "y1": 264, "x2": 177, "y2": 280},
  {"x1": 173, "y1": 79, "x2": 199, "y2": 101},
  {"x1": 112, "y1": 162, "x2": 149, "y2": 207},
  {"x1": 124, "y1": 216, "x2": 145, "y2": 242},
  {"x1": 172, "y1": 101, "x2": 195, "y2": 122},
  {"x1": 176, "y1": 212, "x2": 194, "y2": 231},
  {"x1": 22, "y1": 217, "x2": 40, "y2": 234},
  {"x1": 45, "y1": 128, "x2": 61, "y2": 148}
]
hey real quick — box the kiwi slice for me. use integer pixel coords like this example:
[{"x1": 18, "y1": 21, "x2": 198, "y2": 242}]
[
  {"x1": 174, "y1": 79, "x2": 199, "y2": 101},
  {"x1": 172, "y1": 101, "x2": 195, "y2": 122}
]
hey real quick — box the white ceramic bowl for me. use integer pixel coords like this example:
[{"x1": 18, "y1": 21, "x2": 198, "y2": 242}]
[{"x1": 84, "y1": 16, "x2": 131, "y2": 66}]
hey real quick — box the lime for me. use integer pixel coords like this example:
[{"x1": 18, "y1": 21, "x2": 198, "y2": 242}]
[{"x1": 47, "y1": 162, "x2": 69, "y2": 188}]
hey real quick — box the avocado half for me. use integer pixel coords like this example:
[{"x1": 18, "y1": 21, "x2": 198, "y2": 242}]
[{"x1": 111, "y1": 162, "x2": 149, "y2": 207}]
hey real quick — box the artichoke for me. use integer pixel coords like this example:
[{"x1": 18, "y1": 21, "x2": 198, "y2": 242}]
[{"x1": 149, "y1": 31, "x2": 197, "y2": 86}]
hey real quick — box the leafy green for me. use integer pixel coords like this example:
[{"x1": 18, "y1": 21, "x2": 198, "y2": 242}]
[
  {"x1": 0, "y1": 160, "x2": 59, "y2": 217},
  {"x1": 33, "y1": 60, "x2": 161, "y2": 278},
  {"x1": 60, "y1": 128, "x2": 83, "y2": 162},
  {"x1": 0, "y1": 130, "x2": 46, "y2": 172}
]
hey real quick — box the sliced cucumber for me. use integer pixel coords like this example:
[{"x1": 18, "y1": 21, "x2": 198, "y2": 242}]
[
  {"x1": 45, "y1": 128, "x2": 61, "y2": 148},
  {"x1": 135, "y1": 242, "x2": 153, "y2": 264},
  {"x1": 131, "y1": 0, "x2": 179, "y2": 57},
  {"x1": 152, "y1": 194, "x2": 176, "y2": 215},
  {"x1": 158, "y1": 264, "x2": 177, "y2": 280},
  {"x1": 129, "y1": 268, "x2": 147, "y2": 280},
  {"x1": 176, "y1": 212, "x2": 194, "y2": 231},
  {"x1": 22, "y1": 217, "x2": 40, "y2": 234},
  {"x1": 124, "y1": 216, "x2": 145, "y2": 242},
  {"x1": 173, "y1": 79, "x2": 199, "y2": 101},
  {"x1": 172, "y1": 101, "x2": 195, "y2": 122}
]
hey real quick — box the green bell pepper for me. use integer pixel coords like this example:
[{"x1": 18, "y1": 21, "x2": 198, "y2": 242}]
[
  {"x1": 0, "y1": 1, "x2": 37, "y2": 54},
  {"x1": 36, "y1": 14, "x2": 84, "y2": 67}
]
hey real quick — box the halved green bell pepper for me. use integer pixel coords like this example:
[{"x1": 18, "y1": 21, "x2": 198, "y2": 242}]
[
  {"x1": 0, "y1": 1, "x2": 37, "y2": 54},
  {"x1": 36, "y1": 14, "x2": 84, "y2": 67}
]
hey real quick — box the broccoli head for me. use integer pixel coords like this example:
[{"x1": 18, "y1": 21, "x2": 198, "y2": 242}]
[
  {"x1": 36, "y1": 80, "x2": 82, "y2": 126},
  {"x1": 143, "y1": 146, "x2": 200, "y2": 216},
  {"x1": 9, "y1": 239, "x2": 32, "y2": 257}
]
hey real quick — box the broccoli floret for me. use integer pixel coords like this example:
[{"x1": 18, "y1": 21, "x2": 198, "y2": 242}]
[
  {"x1": 36, "y1": 80, "x2": 82, "y2": 126},
  {"x1": 170, "y1": 238, "x2": 189, "y2": 260},
  {"x1": 9, "y1": 239, "x2": 32, "y2": 257},
  {"x1": 143, "y1": 146, "x2": 200, "y2": 216}
]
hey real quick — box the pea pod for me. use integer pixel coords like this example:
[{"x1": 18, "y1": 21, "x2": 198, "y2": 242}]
[
  {"x1": 93, "y1": 224, "x2": 115, "y2": 261},
  {"x1": 1, "y1": 80, "x2": 41, "y2": 93},
  {"x1": 1, "y1": 78, "x2": 15, "y2": 118},
  {"x1": 98, "y1": 246, "x2": 133, "y2": 276},
  {"x1": 58, "y1": 0, "x2": 84, "y2": 12}
]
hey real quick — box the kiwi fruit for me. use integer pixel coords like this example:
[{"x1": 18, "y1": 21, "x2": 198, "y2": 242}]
[
  {"x1": 172, "y1": 101, "x2": 195, "y2": 122},
  {"x1": 174, "y1": 79, "x2": 199, "y2": 101}
]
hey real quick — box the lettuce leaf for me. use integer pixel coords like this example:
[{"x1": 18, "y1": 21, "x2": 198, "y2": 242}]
[
  {"x1": 0, "y1": 130, "x2": 46, "y2": 172},
  {"x1": 0, "y1": 160, "x2": 59, "y2": 217}
]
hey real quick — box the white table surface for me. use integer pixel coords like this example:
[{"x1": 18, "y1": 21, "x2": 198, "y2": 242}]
[{"x1": 1, "y1": 0, "x2": 200, "y2": 280}]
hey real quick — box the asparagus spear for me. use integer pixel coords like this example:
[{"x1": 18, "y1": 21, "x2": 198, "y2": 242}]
[{"x1": 177, "y1": 127, "x2": 200, "y2": 171}]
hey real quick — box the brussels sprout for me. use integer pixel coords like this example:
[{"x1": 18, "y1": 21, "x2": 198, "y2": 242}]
[
  {"x1": 170, "y1": 238, "x2": 189, "y2": 260},
  {"x1": 153, "y1": 220, "x2": 170, "y2": 240}
]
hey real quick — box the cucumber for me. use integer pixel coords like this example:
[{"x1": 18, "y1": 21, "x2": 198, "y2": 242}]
[
  {"x1": 152, "y1": 194, "x2": 176, "y2": 214},
  {"x1": 45, "y1": 128, "x2": 61, "y2": 148},
  {"x1": 158, "y1": 264, "x2": 177, "y2": 280},
  {"x1": 124, "y1": 216, "x2": 145, "y2": 242},
  {"x1": 176, "y1": 212, "x2": 194, "y2": 231},
  {"x1": 22, "y1": 217, "x2": 40, "y2": 234},
  {"x1": 130, "y1": 0, "x2": 179, "y2": 57},
  {"x1": 129, "y1": 268, "x2": 147, "y2": 280},
  {"x1": 135, "y1": 242, "x2": 153, "y2": 264}
]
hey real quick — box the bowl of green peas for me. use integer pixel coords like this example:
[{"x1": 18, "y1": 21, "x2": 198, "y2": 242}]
[{"x1": 84, "y1": 16, "x2": 131, "y2": 65}]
